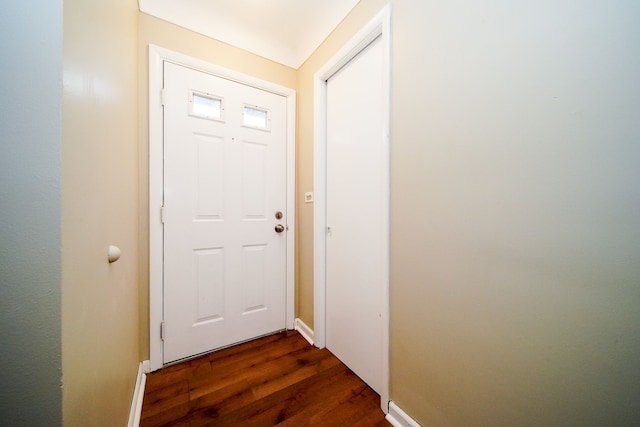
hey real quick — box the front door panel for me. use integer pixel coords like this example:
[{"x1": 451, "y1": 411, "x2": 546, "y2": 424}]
[{"x1": 163, "y1": 61, "x2": 287, "y2": 364}]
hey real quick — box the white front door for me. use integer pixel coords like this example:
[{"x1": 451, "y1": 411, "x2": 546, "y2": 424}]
[
  {"x1": 162, "y1": 61, "x2": 288, "y2": 364},
  {"x1": 326, "y1": 34, "x2": 387, "y2": 394}
]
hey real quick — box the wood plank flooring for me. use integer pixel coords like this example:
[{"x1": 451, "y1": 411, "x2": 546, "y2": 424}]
[{"x1": 141, "y1": 330, "x2": 390, "y2": 426}]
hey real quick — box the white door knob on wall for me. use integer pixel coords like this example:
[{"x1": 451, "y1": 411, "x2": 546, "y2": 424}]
[{"x1": 108, "y1": 245, "x2": 121, "y2": 263}]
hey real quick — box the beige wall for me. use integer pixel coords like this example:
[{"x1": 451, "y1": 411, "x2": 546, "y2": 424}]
[
  {"x1": 62, "y1": 0, "x2": 140, "y2": 425},
  {"x1": 137, "y1": 13, "x2": 297, "y2": 359},
  {"x1": 390, "y1": 0, "x2": 640, "y2": 425},
  {"x1": 296, "y1": 0, "x2": 389, "y2": 329}
]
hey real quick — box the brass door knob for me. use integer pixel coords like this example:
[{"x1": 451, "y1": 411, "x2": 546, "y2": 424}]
[{"x1": 275, "y1": 224, "x2": 285, "y2": 233}]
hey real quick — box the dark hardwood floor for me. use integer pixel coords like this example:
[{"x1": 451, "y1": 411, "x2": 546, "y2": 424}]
[{"x1": 141, "y1": 330, "x2": 390, "y2": 426}]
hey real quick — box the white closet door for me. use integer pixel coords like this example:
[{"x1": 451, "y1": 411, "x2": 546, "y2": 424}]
[{"x1": 326, "y1": 35, "x2": 386, "y2": 394}]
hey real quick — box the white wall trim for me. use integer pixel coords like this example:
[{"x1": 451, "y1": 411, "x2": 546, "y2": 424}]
[
  {"x1": 148, "y1": 45, "x2": 296, "y2": 372},
  {"x1": 386, "y1": 401, "x2": 421, "y2": 427},
  {"x1": 313, "y1": 3, "x2": 391, "y2": 414},
  {"x1": 294, "y1": 318, "x2": 315, "y2": 346},
  {"x1": 127, "y1": 361, "x2": 149, "y2": 427}
]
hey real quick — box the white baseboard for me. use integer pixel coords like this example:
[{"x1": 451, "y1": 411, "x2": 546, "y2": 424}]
[
  {"x1": 294, "y1": 318, "x2": 315, "y2": 346},
  {"x1": 386, "y1": 401, "x2": 421, "y2": 427},
  {"x1": 128, "y1": 360, "x2": 149, "y2": 427}
]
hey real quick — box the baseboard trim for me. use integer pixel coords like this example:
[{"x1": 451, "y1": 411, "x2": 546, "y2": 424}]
[
  {"x1": 294, "y1": 318, "x2": 315, "y2": 346},
  {"x1": 128, "y1": 360, "x2": 148, "y2": 427},
  {"x1": 386, "y1": 401, "x2": 421, "y2": 427}
]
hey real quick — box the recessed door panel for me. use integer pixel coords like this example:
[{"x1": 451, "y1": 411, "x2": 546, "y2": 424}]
[
  {"x1": 242, "y1": 140, "x2": 268, "y2": 219},
  {"x1": 193, "y1": 248, "x2": 224, "y2": 324},
  {"x1": 195, "y1": 134, "x2": 224, "y2": 219},
  {"x1": 242, "y1": 244, "x2": 267, "y2": 314}
]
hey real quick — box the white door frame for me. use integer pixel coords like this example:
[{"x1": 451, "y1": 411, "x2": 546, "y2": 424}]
[
  {"x1": 149, "y1": 45, "x2": 296, "y2": 372},
  {"x1": 313, "y1": 4, "x2": 391, "y2": 412}
]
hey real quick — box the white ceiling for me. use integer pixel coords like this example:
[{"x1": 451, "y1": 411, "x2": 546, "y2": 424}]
[{"x1": 138, "y1": 0, "x2": 361, "y2": 69}]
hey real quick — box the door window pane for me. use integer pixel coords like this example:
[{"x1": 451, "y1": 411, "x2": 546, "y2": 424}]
[
  {"x1": 191, "y1": 91, "x2": 222, "y2": 120},
  {"x1": 243, "y1": 105, "x2": 269, "y2": 130}
]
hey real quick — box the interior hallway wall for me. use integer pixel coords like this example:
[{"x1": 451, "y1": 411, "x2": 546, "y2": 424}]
[
  {"x1": 137, "y1": 12, "x2": 297, "y2": 359},
  {"x1": 0, "y1": 1, "x2": 63, "y2": 425},
  {"x1": 390, "y1": 0, "x2": 640, "y2": 425},
  {"x1": 62, "y1": 0, "x2": 140, "y2": 425}
]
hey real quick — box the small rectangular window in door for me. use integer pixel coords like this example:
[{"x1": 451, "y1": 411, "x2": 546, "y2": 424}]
[
  {"x1": 190, "y1": 91, "x2": 223, "y2": 121},
  {"x1": 242, "y1": 105, "x2": 270, "y2": 131}
]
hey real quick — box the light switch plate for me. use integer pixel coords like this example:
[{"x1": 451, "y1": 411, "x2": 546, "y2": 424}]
[{"x1": 304, "y1": 192, "x2": 314, "y2": 203}]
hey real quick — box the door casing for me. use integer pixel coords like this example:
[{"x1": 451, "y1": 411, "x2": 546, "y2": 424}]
[
  {"x1": 313, "y1": 4, "x2": 391, "y2": 413},
  {"x1": 149, "y1": 45, "x2": 296, "y2": 371}
]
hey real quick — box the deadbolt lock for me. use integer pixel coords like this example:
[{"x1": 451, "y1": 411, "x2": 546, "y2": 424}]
[{"x1": 275, "y1": 211, "x2": 283, "y2": 220}]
